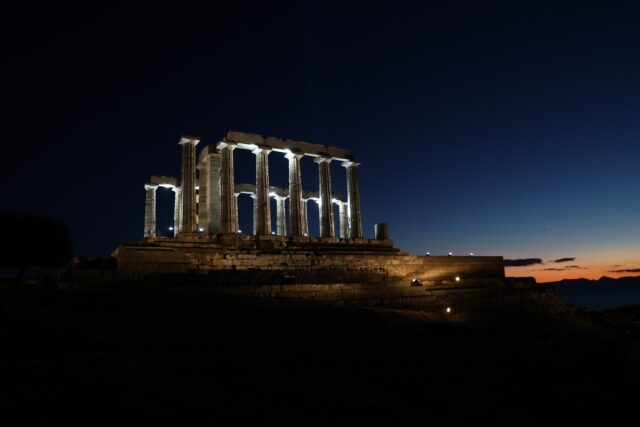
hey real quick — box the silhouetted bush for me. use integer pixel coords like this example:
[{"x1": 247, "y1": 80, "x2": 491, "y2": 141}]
[{"x1": 0, "y1": 214, "x2": 73, "y2": 287}]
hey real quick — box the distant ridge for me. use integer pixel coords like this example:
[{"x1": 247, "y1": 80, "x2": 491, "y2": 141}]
[
  {"x1": 542, "y1": 276, "x2": 640, "y2": 310},
  {"x1": 543, "y1": 276, "x2": 640, "y2": 287}
]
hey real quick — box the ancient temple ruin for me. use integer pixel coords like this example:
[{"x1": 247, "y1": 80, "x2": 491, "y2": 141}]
[
  {"x1": 113, "y1": 130, "x2": 504, "y2": 290},
  {"x1": 142, "y1": 131, "x2": 365, "y2": 241}
]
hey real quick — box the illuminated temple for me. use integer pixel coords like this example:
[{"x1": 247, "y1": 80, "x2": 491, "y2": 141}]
[
  {"x1": 142, "y1": 131, "x2": 365, "y2": 241},
  {"x1": 112, "y1": 131, "x2": 509, "y2": 302}
]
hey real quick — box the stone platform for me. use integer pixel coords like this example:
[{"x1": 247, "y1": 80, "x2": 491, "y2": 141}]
[{"x1": 112, "y1": 234, "x2": 505, "y2": 287}]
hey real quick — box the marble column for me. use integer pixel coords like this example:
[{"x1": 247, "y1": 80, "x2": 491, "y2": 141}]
[
  {"x1": 197, "y1": 159, "x2": 209, "y2": 233},
  {"x1": 234, "y1": 193, "x2": 240, "y2": 233},
  {"x1": 301, "y1": 199, "x2": 309, "y2": 236},
  {"x1": 179, "y1": 136, "x2": 200, "y2": 233},
  {"x1": 250, "y1": 193, "x2": 257, "y2": 235},
  {"x1": 219, "y1": 142, "x2": 237, "y2": 233},
  {"x1": 338, "y1": 201, "x2": 348, "y2": 239},
  {"x1": 253, "y1": 147, "x2": 272, "y2": 235},
  {"x1": 285, "y1": 152, "x2": 304, "y2": 236},
  {"x1": 172, "y1": 186, "x2": 182, "y2": 233},
  {"x1": 343, "y1": 161, "x2": 362, "y2": 239},
  {"x1": 144, "y1": 184, "x2": 158, "y2": 238},
  {"x1": 207, "y1": 151, "x2": 222, "y2": 234},
  {"x1": 315, "y1": 157, "x2": 334, "y2": 238},
  {"x1": 275, "y1": 196, "x2": 287, "y2": 236}
]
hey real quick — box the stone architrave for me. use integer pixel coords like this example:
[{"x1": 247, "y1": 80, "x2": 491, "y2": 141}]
[
  {"x1": 179, "y1": 136, "x2": 200, "y2": 233},
  {"x1": 315, "y1": 157, "x2": 334, "y2": 238},
  {"x1": 337, "y1": 201, "x2": 348, "y2": 239},
  {"x1": 253, "y1": 147, "x2": 272, "y2": 235},
  {"x1": 219, "y1": 142, "x2": 237, "y2": 233},
  {"x1": 275, "y1": 196, "x2": 287, "y2": 236},
  {"x1": 172, "y1": 186, "x2": 182, "y2": 233},
  {"x1": 144, "y1": 184, "x2": 158, "y2": 238},
  {"x1": 301, "y1": 199, "x2": 309, "y2": 236},
  {"x1": 285, "y1": 151, "x2": 304, "y2": 236},
  {"x1": 343, "y1": 161, "x2": 362, "y2": 239}
]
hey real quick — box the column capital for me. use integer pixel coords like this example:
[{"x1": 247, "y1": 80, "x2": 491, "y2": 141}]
[
  {"x1": 273, "y1": 195, "x2": 288, "y2": 201},
  {"x1": 218, "y1": 141, "x2": 237, "y2": 150},
  {"x1": 252, "y1": 146, "x2": 272, "y2": 155},
  {"x1": 341, "y1": 160, "x2": 360, "y2": 168},
  {"x1": 144, "y1": 184, "x2": 158, "y2": 191},
  {"x1": 284, "y1": 151, "x2": 304, "y2": 160},
  {"x1": 179, "y1": 135, "x2": 200, "y2": 146},
  {"x1": 314, "y1": 156, "x2": 332, "y2": 164}
]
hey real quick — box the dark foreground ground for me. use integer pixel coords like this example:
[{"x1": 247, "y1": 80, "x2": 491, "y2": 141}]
[{"x1": 1, "y1": 283, "x2": 638, "y2": 425}]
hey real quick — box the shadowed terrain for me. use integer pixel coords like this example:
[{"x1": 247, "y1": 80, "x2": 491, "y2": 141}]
[{"x1": 1, "y1": 283, "x2": 638, "y2": 425}]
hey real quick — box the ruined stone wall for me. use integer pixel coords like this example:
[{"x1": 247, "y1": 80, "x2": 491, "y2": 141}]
[{"x1": 113, "y1": 242, "x2": 504, "y2": 287}]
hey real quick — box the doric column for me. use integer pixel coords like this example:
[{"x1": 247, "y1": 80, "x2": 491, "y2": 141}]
[
  {"x1": 179, "y1": 136, "x2": 200, "y2": 233},
  {"x1": 234, "y1": 193, "x2": 240, "y2": 233},
  {"x1": 207, "y1": 150, "x2": 222, "y2": 234},
  {"x1": 172, "y1": 186, "x2": 182, "y2": 233},
  {"x1": 253, "y1": 147, "x2": 272, "y2": 235},
  {"x1": 315, "y1": 157, "x2": 334, "y2": 238},
  {"x1": 337, "y1": 201, "x2": 348, "y2": 239},
  {"x1": 301, "y1": 198, "x2": 309, "y2": 236},
  {"x1": 285, "y1": 151, "x2": 304, "y2": 236},
  {"x1": 250, "y1": 193, "x2": 257, "y2": 235},
  {"x1": 219, "y1": 142, "x2": 237, "y2": 233},
  {"x1": 197, "y1": 159, "x2": 209, "y2": 233},
  {"x1": 144, "y1": 184, "x2": 158, "y2": 238},
  {"x1": 275, "y1": 196, "x2": 287, "y2": 236},
  {"x1": 342, "y1": 161, "x2": 362, "y2": 239}
]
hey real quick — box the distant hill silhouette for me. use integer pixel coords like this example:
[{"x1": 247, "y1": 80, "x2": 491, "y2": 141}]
[{"x1": 543, "y1": 276, "x2": 640, "y2": 310}]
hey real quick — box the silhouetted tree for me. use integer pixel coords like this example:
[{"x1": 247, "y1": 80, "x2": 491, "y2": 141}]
[{"x1": 0, "y1": 214, "x2": 73, "y2": 289}]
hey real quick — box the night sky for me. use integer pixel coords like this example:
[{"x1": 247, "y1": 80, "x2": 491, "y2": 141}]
[{"x1": 4, "y1": 1, "x2": 639, "y2": 282}]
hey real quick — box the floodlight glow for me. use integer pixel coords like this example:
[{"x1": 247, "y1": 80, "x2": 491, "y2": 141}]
[
  {"x1": 448, "y1": 252, "x2": 453, "y2": 256},
  {"x1": 199, "y1": 228, "x2": 204, "y2": 232},
  {"x1": 425, "y1": 252, "x2": 430, "y2": 256},
  {"x1": 237, "y1": 230, "x2": 242, "y2": 233},
  {"x1": 272, "y1": 231, "x2": 275, "y2": 235},
  {"x1": 470, "y1": 253, "x2": 474, "y2": 256},
  {"x1": 169, "y1": 227, "x2": 174, "y2": 231},
  {"x1": 455, "y1": 276, "x2": 460, "y2": 282},
  {"x1": 446, "y1": 307, "x2": 451, "y2": 313}
]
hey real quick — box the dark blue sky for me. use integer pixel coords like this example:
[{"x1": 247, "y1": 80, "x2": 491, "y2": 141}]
[{"x1": 3, "y1": 1, "x2": 639, "y2": 280}]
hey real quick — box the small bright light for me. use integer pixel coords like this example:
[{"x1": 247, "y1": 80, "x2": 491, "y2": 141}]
[
  {"x1": 237, "y1": 230, "x2": 242, "y2": 233},
  {"x1": 272, "y1": 231, "x2": 275, "y2": 235},
  {"x1": 169, "y1": 227, "x2": 174, "y2": 231},
  {"x1": 425, "y1": 252, "x2": 430, "y2": 256},
  {"x1": 455, "y1": 276, "x2": 460, "y2": 282},
  {"x1": 199, "y1": 228, "x2": 204, "y2": 232},
  {"x1": 304, "y1": 233, "x2": 308, "y2": 236},
  {"x1": 446, "y1": 307, "x2": 452, "y2": 313},
  {"x1": 470, "y1": 253, "x2": 474, "y2": 256},
  {"x1": 448, "y1": 252, "x2": 453, "y2": 256}
]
